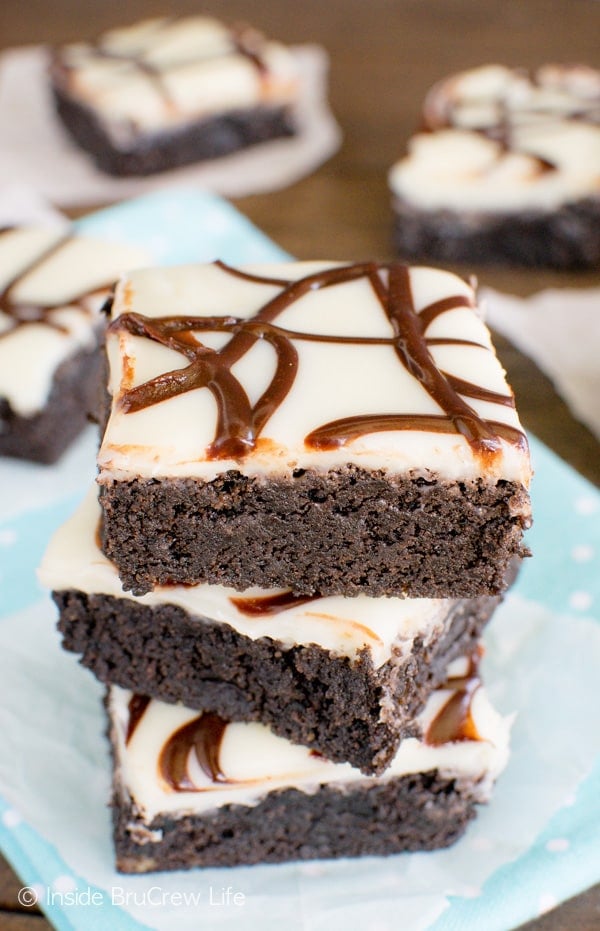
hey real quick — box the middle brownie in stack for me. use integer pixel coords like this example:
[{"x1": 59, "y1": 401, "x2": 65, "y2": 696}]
[
  {"x1": 41, "y1": 260, "x2": 531, "y2": 869},
  {"x1": 41, "y1": 488, "x2": 500, "y2": 774}
]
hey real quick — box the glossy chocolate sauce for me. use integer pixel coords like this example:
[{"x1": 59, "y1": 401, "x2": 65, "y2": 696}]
[
  {"x1": 125, "y1": 694, "x2": 151, "y2": 744},
  {"x1": 425, "y1": 650, "x2": 482, "y2": 746},
  {"x1": 230, "y1": 591, "x2": 319, "y2": 616},
  {"x1": 109, "y1": 261, "x2": 527, "y2": 464},
  {"x1": 158, "y1": 712, "x2": 228, "y2": 790}
]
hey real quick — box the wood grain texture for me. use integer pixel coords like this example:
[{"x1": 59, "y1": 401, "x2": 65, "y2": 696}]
[{"x1": 0, "y1": 0, "x2": 598, "y2": 928}]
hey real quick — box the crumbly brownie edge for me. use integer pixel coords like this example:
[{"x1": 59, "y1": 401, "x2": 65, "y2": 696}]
[
  {"x1": 51, "y1": 84, "x2": 296, "y2": 177},
  {"x1": 112, "y1": 771, "x2": 480, "y2": 872},
  {"x1": 54, "y1": 590, "x2": 498, "y2": 774},
  {"x1": 98, "y1": 469, "x2": 531, "y2": 597},
  {"x1": 0, "y1": 340, "x2": 102, "y2": 465},
  {"x1": 392, "y1": 196, "x2": 600, "y2": 269}
]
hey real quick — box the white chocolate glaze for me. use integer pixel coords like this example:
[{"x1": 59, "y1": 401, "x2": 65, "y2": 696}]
[
  {"x1": 38, "y1": 488, "x2": 455, "y2": 668},
  {"x1": 389, "y1": 64, "x2": 600, "y2": 212},
  {"x1": 109, "y1": 662, "x2": 511, "y2": 820},
  {"x1": 0, "y1": 228, "x2": 147, "y2": 417},
  {"x1": 97, "y1": 261, "x2": 531, "y2": 486},
  {"x1": 55, "y1": 15, "x2": 300, "y2": 142}
]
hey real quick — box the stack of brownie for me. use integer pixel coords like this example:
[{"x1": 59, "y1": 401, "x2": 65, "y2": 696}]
[{"x1": 40, "y1": 259, "x2": 532, "y2": 872}]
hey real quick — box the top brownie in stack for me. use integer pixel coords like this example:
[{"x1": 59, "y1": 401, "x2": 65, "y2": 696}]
[
  {"x1": 97, "y1": 260, "x2": 531, "y2": 598},
  {"x1": 389, "y1": 64, "x2": 600, "y2": 268},
  {"x1": 50, "y1": 15, "x2": 300, "y2": 176}
]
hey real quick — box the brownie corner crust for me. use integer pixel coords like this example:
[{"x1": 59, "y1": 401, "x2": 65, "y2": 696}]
[{"x1": 99, "y1": 466, "x2": 531, "y2": 597}]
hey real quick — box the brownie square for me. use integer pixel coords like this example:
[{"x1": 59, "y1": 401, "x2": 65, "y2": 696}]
[
  {"x1": 389, "y1": 64, "x2": 600, "y2": 269},
  {"x1": 108, "y1": 651, "x2": 511, "y2": 872},
  {"x1": 0, "y1": 227, "x2": 146, "y2": 463},
  {"x1": 97, "y1": 260, "x2": 532, "y2": 597},
  {"x1": 50, "y1": 15, "x2": 300, "y2": 176}
]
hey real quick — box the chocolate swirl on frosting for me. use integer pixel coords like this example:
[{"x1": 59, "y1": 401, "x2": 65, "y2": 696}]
[
  {"x1": 55, "y1": 17, "x2": 271, "y2": 115},
  {"x1": 420, "y1": 65, "x2": 600, "y2": 175},
  {"x1": 158, "y1": 713, "x2": 228, "y2": 790},
  {"x1": 230, "y1": 591, "x2": 319, "y2": 616},
  {"x1": 109, "y1": 261, "x2": 525, "y2": 463},
  {"x1": 425, "y1": 649, "x2": 482, "y2": 746},
  {"x1": 125, "y1": 694, "x2": 151, "y2": 744},
  {"x1": 0, "y1": 230, "x2": 115, "y2": 342}
]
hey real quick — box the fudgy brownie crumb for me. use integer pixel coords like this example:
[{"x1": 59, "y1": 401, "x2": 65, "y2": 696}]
[
  {"x1": 112, "y1": 771, "x2": 479, "y2": 872},
  {"x1": 55, "y1": 590, "x2": 498, "y2": 774},
  {"x1": 99, "y1": 468, "x2": 530, "y2": 597}
]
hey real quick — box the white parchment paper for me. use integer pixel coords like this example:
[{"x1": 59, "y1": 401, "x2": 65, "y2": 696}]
[
  {"x1": 0, "y1": 45, "x2": 341, "y2": 207},
  {"x1": 484, "y1": 287, "x2": 600, "y2": 441},
  {"x1": 0, "y1": 592, "x2": 599, "y2": 931}
]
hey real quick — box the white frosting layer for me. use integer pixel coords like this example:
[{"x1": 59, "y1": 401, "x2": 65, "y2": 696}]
[
  {"x1": 389, "y1": 64, "x2": 600, "y2": 212},
  {"x1": 110, "y1": 664, "x2": 511, "y2": 820},
  {"x1": 38, "y1": 487, "x2": 453, "y2": 668},
  {"x1": 97, "y1": 261, "x2": 531, "y2": 486},
  {"x1": 0, "y1": 228, "x2": 147, "y2": 417},
  {"x1": 57, "y1": 16, "x2": 300, "y2": 143}
]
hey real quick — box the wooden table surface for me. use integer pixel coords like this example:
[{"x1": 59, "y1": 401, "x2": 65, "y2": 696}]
[{"x1": 1, "y1": 0, "x2": 599, "y2": 928}]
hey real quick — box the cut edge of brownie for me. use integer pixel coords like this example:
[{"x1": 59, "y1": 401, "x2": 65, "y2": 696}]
[
  {"x1": 0, "y1": 339, "x2": 102, "y2": 464},
  {"x1": 55, "y1": 589, "x2": 498, "y2": 774},
  {"x1": 112, "y1": 770, "x2": 481, "y2": 872},
  {"x1": 392, "y1": 195, "x2": 600, "y2": 269},
  {"x1": 98, "y1": 467, "x2": 531, "y2": 597},
  {"x1": 51, "y1": 82, "x2": 296, "y2": 177}
]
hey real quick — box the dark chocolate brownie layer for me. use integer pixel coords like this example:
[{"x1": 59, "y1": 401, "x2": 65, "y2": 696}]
[
  {"x1": 55, "y1": 590, "x2": 498, "y2": 774},
  {"x1": 0, "y1": 341, "x2": 101, "y2": 464},
  {"x1": 392, "y1": 196, "x2": 600, "y2": 270},
  {"x1": 113, "y1": 771, "x2": 478, "y2": 872},
  {"x1": 99, "y1": 468, "x2": 530, "y2": 597},
  {"x1": 52, "y1": 85, "x2": 296, "y2": 177}
]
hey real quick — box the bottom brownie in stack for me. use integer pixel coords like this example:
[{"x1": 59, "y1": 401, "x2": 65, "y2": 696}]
[
  {"x1": 110, "y1": 651, "x2": 510, "y2": 872},
  {"x1": 40, "y1": 488, "x2": 501, "y2": 776}
]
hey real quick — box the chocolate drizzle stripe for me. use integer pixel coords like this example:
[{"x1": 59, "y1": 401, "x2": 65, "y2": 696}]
[
  {"x1": 215, "y1": 259, "x2": 291, "y2": 287},
  {"x1": 0, "y1": 233, "x2": 71, "y2": 312},
  {"x1": 158, "y1": 713, "x2": 228, "y2": 791},
  {"x1": 425, "y1": 681, "x2": 481, "y2": 745},
  {"x1": 419, "y1": 67, "x2": 600, "y2": 174},
  {"x1": 384, "y1": 265, "x2": 501, "y2": 455},
  {"x1": 71, "y1": 18, "x2": 271, "y2": 115},
  {"x1": 304, "y1": 414, "x2": 526, "y2": 450},
  {"x1": 418, "y1": 294, "x2": 476, "y2": 329},
  {"x1": 0, "y1": 232, "x2": 115, "y2": 342},
  {"x1": 442, "y1": 373, "x2": 515, "y2": 408},
  {"x1": 425, "y1": 648, "x2": 483, "y2": 745},
  {"x1": 126, "y1": 694, "x2": 151, "y2": 744},
  {"x1": 109, "y1": 261, "x2": 528, "y2": 462},
  {"x1": 230, "y1": 591, "x2": 320, "y2": 616}
]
